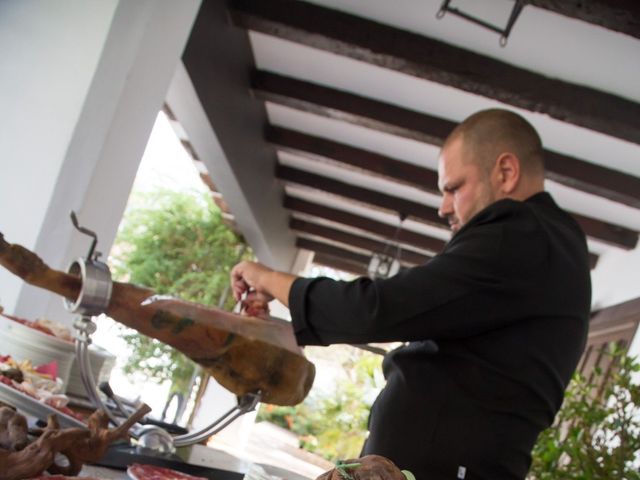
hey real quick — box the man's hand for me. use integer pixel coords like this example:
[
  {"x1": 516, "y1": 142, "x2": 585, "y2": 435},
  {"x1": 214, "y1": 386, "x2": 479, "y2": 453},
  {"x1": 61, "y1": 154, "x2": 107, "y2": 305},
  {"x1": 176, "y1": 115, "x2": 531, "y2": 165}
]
[
  {"x1": 230, "y1": 261, "x2": 298, "y2": 308},
  {"x1": 230, "y1": 261, "x2": 274, "y2": 301},
  {"x1": 317, "y1": 456, "x2": 407, "y2": 480}
]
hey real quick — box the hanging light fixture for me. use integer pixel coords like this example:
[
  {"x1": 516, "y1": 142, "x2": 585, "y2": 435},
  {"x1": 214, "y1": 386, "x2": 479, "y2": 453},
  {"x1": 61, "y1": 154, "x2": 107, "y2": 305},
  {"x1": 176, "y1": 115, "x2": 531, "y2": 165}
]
[
  {"x1": 367, "y1": 253, "x2": 401, "y2": 279},
  {"x1": 436, "y1": 0, "x2": 526, "y2": 47},
  {"x1": 367, "y1": 212, "x2": 407, "y2": 279}
]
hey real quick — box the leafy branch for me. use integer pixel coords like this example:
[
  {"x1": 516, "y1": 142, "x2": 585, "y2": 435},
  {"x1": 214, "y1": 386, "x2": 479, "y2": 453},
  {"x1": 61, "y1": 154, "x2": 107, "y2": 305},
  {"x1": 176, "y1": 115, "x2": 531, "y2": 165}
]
[
  {"x1": 110, "y1": 188, "x2": 252, "y2": 397},
  {"x1": 528, "y1": 344, "x2": 640, "y2": 479}
]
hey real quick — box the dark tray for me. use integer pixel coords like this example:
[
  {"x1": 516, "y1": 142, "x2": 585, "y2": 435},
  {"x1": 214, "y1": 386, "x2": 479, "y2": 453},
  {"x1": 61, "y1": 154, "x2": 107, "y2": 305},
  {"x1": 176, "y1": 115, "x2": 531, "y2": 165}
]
[{"x1": 94, "y1": 443, "x2": 246, "y2": 480}]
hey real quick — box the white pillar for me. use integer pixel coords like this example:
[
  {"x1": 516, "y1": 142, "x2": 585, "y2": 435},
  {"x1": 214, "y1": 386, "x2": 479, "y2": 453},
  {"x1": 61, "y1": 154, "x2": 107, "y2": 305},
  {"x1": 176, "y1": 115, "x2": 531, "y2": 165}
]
[
  {"x1": 290, "y1": 249, "x2": 314, "y2": 276},
  {"x1": 0, "y1": 0, "x2": 201, "y2": 323},
  {"x1": 166, "y1": 63, "x2": 298, "y2": 272}
]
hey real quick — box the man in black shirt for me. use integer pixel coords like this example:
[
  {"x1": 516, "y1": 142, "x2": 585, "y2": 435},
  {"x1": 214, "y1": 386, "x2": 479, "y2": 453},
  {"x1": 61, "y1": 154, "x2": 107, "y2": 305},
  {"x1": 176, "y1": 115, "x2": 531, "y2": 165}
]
[{"x1": 231, "y1": 109, "x2": 591, "y2": 479}]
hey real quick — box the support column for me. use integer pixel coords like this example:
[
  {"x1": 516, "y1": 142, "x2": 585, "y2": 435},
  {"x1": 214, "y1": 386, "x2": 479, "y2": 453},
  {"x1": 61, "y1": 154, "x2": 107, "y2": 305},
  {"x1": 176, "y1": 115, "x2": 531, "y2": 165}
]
[
  {"x1": 0, "y1": 0, "x2": 201, "y2": 322},
  {"x1": 176, "y1": 0, "x2": 299, "y2": 272}
]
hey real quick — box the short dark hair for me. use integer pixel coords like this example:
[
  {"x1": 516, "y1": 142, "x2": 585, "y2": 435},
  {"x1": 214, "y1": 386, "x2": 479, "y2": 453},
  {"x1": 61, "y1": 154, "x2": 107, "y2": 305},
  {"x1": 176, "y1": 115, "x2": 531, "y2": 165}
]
[{"x1": 445, "y1": 109, "x2": 545, "y2": 177}]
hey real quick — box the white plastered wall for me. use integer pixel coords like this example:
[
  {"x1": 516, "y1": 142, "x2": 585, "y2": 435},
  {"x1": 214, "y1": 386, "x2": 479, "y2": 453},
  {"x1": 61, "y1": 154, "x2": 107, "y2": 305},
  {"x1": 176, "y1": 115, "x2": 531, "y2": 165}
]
[
  {"x1": 0, "y1": 0, "x2": 201, "y2": 323},
  {"x1": 591, "y1": 247, "x2": 640, "y2": 357}
]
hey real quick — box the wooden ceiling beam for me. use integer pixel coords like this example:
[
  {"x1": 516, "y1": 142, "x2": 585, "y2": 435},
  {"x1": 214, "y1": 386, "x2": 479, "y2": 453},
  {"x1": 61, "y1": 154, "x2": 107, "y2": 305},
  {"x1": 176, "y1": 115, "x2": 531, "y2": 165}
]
[
  {"x1": 544, "y1": 151, "x2": 640, "y2": 208},
  {"x1": 296, "y1": 237, "x2": 371, "y2": 266},
  {"x1": 277, "y1": 165, "x2": 637, "y2": 250},
  {"x1": 277, "y1": 165, "x2": 445, "y2": 228},
  {"x1": 254, "y1": 70, "x2": 451, "y2": 145},
  {"x1": 286, "y1": 195, "x2": 599, "y2": 269},
  {"x1": 272, "y1": 126, "x2": 640, "y2": 210},
  {"x1": 284, "y1": 195, "x2": 446, "y2": 254},
  {"x1": 572, "y1": 215, "x2": 637, "y2": 250},
  {"x1": 527, "y1": 1, "x2": 640, "y2": 40},
  {"x1": 311, "y1": 252, "x2": 368, "y2": 276},
  {"x1": 271, "y1": 129, "x2": 619, "y2": 254},
  {"x1": 232, "y1": 0, "x2": 640, "y2": 144},
  {"x1": 268, "y1": 126, "x2": 440, "y2": 193},
  {"x1": 310, "y1": 245, "x2": 598, "y2": 274},
  {"x1": 284, "y1": 195, "x2": 600, "y2": 270},
  {"x1": 291, "y1": 218, "x2": 431, "y2": 265},
  {"x1": 255, "y1": 72, "x2": 640, "y2": 210}
]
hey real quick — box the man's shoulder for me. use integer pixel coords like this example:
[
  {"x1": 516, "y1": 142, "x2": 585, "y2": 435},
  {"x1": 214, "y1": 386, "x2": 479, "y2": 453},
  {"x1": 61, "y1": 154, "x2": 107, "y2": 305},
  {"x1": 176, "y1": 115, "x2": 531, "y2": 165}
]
[
  {"x1": 449, "y1": 195, "x2": 541, "y2": 244},
  {"x1": 467, "y1": 192, "x2": 582, "y2": 238},
  {"x1": 447, "y1": 192, "x2": 588, "y2": 269}
]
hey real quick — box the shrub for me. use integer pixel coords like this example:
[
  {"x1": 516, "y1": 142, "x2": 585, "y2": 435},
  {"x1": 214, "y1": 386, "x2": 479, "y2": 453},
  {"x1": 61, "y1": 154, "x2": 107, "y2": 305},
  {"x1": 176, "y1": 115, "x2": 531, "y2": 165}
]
[{"x1": 528, "y1": 345, "x2": 640, "y2": 479}]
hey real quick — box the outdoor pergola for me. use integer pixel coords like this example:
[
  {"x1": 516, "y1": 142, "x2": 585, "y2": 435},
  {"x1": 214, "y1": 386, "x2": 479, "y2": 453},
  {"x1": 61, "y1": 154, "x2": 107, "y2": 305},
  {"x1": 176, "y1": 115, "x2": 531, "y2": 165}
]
[{"x1": 1, "y1": 0, "x2": 639, "y2": 457}]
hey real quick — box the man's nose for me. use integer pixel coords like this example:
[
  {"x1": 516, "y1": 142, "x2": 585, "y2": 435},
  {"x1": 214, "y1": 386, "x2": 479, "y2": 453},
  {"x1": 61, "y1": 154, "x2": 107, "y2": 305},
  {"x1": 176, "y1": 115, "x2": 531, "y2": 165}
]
[{"x1": 438, "y1": 194, "x2": 451, "y2": 218}]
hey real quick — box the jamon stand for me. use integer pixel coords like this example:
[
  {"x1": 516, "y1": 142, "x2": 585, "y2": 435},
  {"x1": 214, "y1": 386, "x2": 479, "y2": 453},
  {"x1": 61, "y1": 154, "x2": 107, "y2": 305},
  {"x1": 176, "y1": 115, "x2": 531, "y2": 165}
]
[{"x1": 64, "y1": 213, "x2": 257, "y2": 476}]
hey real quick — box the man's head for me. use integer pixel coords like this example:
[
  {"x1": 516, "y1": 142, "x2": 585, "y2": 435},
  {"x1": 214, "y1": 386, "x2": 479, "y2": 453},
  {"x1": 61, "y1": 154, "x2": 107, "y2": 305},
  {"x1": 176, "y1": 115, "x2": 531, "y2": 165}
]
[{"x1": 437, "y1": 109, "x2": 545, "y2": 233}]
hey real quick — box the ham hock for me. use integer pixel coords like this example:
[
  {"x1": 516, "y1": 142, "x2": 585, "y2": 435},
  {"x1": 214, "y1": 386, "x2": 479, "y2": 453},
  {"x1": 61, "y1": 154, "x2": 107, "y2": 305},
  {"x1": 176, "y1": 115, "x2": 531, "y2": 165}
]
[{"x1": 0, "y1": 232, "x2": 315, "y2": 406}]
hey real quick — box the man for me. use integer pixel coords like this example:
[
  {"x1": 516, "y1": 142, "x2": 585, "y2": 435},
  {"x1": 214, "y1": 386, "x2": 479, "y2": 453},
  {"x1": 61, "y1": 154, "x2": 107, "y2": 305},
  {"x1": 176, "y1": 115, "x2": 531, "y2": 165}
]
[{"x1": 231, "y1": 109, "x2": 591, "y2": 479}]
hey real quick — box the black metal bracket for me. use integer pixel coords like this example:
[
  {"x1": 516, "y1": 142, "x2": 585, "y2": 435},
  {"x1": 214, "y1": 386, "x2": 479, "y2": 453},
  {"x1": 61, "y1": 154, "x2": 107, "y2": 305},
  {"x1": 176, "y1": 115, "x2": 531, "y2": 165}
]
[
  {"x1": 436, "y1": 0, "x2": 527, "y2": 47},
  {"x1": 70, "y1": 211, "x2": 100, "y2": 261}
]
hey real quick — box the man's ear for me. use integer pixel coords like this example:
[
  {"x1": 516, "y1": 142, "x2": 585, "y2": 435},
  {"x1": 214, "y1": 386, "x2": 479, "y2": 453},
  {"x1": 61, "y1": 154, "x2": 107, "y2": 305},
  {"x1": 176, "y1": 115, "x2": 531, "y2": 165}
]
[{"x1": 495, "y1": 152, "x2": 520, "y2": 194}]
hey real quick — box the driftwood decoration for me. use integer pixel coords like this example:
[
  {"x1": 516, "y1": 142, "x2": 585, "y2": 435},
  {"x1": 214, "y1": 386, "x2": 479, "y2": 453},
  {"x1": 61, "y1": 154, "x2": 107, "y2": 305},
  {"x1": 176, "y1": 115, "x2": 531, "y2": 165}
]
[
  {"x1": 46, "y1": 404, "x2": 151, "y2": 476},
  {"x1": 0, "y1": 404, "x2": 150, "y2": 480},
  {"x1": 0, "y1": 232, "x2": 315, "y2": 406},
  {"x1": 0, "y1": 415, "x2": 88, "y2": 480},
  {"x1": 0, "y1": 406, "x2": 28, "y2": 452}
]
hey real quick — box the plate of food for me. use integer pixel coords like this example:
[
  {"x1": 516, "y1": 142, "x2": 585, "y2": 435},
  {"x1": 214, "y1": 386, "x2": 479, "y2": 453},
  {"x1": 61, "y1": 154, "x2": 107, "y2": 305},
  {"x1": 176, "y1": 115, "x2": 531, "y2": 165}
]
[
  {"x1": 0, "y1": 355, "x2": 85, "y2": 428},
  {"x1": 0, "y1": 312, "x2": 77, "y2": 388},
  {"x1": 0, "y1": 380, "x2": 85, "y2": 428},
  {"x1": 127, "y1": 463, "x2": 208, "y2": 480}
]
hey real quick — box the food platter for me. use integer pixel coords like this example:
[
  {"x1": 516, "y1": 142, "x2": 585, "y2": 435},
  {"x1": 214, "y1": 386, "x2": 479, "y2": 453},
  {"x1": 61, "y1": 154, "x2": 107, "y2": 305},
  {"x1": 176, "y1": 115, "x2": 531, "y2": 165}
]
[
  {"x1": 128, "y1": 463, "x2": 208, "y2": 480},
  {"x1": 0, "y1": 380, "x2": 86, "y2": 429}
]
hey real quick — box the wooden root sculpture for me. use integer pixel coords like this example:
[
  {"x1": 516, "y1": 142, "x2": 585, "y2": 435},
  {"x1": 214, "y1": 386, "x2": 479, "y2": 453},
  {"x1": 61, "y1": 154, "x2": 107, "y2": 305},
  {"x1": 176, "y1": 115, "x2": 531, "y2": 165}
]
[
  {"x1": 0, "y1": 418, "x2": 88, "y2": 480},
  {"x1": 0, "y1": 404, "x2": 150, "y2": 480},
  {"x1": 0, "y1": 233, "x2": 315, "y2": 405},
  {"x1": 0, "y1": 406, "x2": 28, "y2": 452},
  {"x1": 46, "y1": 404, "x2": 151, "y2": 476}
]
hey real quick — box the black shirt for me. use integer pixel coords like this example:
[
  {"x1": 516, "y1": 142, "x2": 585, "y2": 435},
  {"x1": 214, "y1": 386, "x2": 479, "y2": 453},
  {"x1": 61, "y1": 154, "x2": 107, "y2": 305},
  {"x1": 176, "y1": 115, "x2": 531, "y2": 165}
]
[{"x1": 289, "y1": 192, "x2": 591, "y2": 480}]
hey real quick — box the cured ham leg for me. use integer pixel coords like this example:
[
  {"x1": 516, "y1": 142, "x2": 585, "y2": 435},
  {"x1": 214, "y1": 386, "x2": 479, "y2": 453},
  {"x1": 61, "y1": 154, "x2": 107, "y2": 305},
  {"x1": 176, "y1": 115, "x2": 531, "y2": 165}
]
[{"x1": 0, "y1": 233, "x2": 315, "y2": 406}]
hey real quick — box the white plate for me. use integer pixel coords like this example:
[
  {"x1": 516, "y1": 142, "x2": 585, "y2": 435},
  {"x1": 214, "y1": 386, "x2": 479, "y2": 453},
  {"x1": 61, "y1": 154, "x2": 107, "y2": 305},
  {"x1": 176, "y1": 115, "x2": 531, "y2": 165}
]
[{"x1": 0, "y1": 381, "x2": 86, "y2": 429}]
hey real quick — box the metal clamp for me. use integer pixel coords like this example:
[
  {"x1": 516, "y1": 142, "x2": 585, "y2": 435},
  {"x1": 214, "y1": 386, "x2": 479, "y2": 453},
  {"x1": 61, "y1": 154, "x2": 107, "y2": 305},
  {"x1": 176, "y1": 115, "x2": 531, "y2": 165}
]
[
  {"x1": 64, "y1": 212, "x2": 112, "y2": 316},
  {"x1": 64, "y1": 258, "x2": 112, "y2": 315}
]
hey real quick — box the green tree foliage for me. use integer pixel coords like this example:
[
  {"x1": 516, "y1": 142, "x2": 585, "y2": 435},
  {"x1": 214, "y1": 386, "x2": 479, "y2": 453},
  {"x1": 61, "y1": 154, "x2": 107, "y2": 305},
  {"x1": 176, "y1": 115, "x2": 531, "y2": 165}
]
[
  {"x1": 110, "y1": 188, "x2": 251, "y2": 395},
  {"x1": 258, "y1": 342, "x2": 640, "y2": 473},
  {"x1": 529, "y1": 345, "x2": 640, "y2": 479},
  {"x1": 257, "y1": 347, "x2": 384, "y2": 461}
]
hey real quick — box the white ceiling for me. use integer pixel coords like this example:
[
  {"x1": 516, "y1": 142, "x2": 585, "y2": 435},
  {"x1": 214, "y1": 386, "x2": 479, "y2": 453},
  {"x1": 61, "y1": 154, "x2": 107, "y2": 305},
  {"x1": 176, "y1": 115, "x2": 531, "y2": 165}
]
[
  {"x1": 245, "y1": 1, "x2": 640, "y2": 263},
  {"x1": 180, "y1": 0, "x2": 640, "y2": 305}
]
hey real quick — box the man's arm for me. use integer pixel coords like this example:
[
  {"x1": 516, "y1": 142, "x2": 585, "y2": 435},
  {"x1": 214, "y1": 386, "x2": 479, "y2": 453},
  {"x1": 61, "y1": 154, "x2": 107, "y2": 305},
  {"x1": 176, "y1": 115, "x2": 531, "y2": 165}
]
[{"x1": 231, "y1": 261, "x2": 298, "y2": 307}]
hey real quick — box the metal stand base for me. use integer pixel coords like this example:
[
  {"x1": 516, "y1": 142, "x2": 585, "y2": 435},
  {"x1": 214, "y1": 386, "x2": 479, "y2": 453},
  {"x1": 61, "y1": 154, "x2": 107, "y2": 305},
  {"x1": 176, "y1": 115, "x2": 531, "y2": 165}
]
[{"x1": 173, "y1": 392, "x2": 261, "y2": 447}]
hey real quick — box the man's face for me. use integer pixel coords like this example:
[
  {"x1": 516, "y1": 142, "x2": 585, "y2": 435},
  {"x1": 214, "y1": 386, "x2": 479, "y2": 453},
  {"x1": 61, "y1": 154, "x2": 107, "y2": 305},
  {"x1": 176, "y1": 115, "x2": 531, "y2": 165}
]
[{"x1": 437, "y1": 137, "x2": 497, "y2": 234}]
